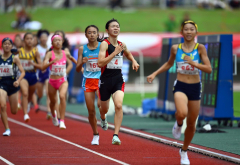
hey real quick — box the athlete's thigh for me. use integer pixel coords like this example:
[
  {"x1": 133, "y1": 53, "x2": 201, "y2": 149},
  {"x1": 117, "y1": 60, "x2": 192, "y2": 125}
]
[
  {"x1": 174, "y1": 92, "x2": 188, "y2": 114},
  {"x1": 20, "y1": 79, "x2": 29, "y2": 93},
  {"x1": 0, "y1": 89, "x2": 7, "y2": 106},
  {"x1": 59, "y1": 81, "x2": 68, "y2": 97},
  {"x1": 187, "y1": 100, "x2": 200, "y2": 125},
  {"x1": 8, "y1": 92, "x2": 18, "y2": 113},
  {"x1": 48, "y1": 82, "x2": 57, "y2": 100},
  {"x1": 44, "y1": 79, "x2": 49, "y2": 94},
  {"x1": 28, "y1": 84, "x2": 36, "y2": 97},
  {"x1": 112, "y1": 90, "x2": 124, "y2": 106},
  {"x1": 84, "y1": 92, "x2": 96, "y2": 110}
]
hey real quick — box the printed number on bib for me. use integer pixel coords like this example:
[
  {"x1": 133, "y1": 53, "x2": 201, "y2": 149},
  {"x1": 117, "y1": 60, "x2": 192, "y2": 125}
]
[
  {"x1": 107, "y1": 56, "x2": 123, "y2": 69},
  {"x1": 0, "y1": 65, "x2": 13, "y2": 77},
  {"x1": 177, "y1": 60, "x2": 199, "y2": 75},
  {"x1": 20, "y1": 60, "x2": 34, "y2": 71},
  {"x1": 86, "y1": 60, "x2": 100, "y2": 72},
  {"x1": 51, "y1": 65, "x2": 66, "y2": 76}
]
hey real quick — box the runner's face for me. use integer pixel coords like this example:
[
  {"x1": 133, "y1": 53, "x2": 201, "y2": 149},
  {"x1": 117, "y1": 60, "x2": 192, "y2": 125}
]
[
  {"x1": 40, "y1": 33, "x2": 48, "y2": 46},
  {"x1": 24, "y1": 34, "x2": 33, "y2": 47},
  {"x1": 14, "y1": 36, "x2": 22, "y2": 48},
  {"x1": 86, "y1": 27, "x2": 98, "y2": 42},
  {"x1": 182, "y1": 23, "x2": 197, "y2": 41},
  {"x1": 52, "y1": 37, "x2": 62, "y2": 49},
  {"x1": 107, "y1": 22, "x2": 120, "y2": 37},
  {"x1": 2, "y1": 40, "x2": 13, "y2": 53},
  {"x1": 33, "y1": 36, "x2": 38, "y2": 46}
]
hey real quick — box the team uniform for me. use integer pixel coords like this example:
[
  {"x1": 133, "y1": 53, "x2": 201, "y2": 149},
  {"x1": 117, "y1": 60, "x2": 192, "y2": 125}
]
[
  {"x1": 99, "y1": 39, "x2": 125, "y2": 101},
  {"x1": 37, "y1": 45, "x2": 49, "y2": 83},
  {"x1": 49, "y1": 50, "x2": 67, "y2": 90},
  {"x1": 82, "y1": 42, "x2": 101, "y2": 92},
  {"x1": 19, "y1": 47, "x2": 38, "y2": 86},
  {"x1": 0, "y1": 54, "x2": 19, "y2": 96},
  {"x1": 173, "y1": 43, "x2": 202, "y2": 100}
]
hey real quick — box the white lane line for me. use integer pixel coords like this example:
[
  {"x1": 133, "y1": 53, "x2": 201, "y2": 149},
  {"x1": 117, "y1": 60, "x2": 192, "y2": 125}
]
[
  {"x1": 8, "y1": 118, "x2": 129, "y2": 165},
  {"x1": 0, "y1": 156, "x2": 14, "y2": 165}
]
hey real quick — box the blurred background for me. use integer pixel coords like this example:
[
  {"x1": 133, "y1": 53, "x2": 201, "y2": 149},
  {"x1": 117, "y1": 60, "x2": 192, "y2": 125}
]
[{"x1": 0, "y1": 0, "x2": 240, "y2": 123}]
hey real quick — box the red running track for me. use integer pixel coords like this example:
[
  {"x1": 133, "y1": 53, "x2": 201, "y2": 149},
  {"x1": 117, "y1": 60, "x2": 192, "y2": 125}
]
[{"x1": 0, "y1": 108, "x2": 236, "y2": 165}]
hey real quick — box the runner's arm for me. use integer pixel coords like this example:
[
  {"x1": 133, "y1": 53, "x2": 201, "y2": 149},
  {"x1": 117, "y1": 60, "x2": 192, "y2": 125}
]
[
  {"x1": 66, "y1": 56, "x2": 73, "y2": 75},
  {"x1": 13, "y1": 56, "x2": 25, "y2": 82},
  {"x1": 76, "y1": 46, "x2": 84, "y2": 72},
  {"x1": 98, "y1": 41, "x2": 122, "y2": 68},
  {"x1": 122, "y1": 42, "x2": 139, "y2": 72},
  {"x1": 42, "y1": 51, "x2": 54, "y2": 70},
  {"x1": 31, "y1": 50, "x2": 43, "y2": 70},
  {"x1": 194, "y1": 44, "x2": 212, "y2": 73}
]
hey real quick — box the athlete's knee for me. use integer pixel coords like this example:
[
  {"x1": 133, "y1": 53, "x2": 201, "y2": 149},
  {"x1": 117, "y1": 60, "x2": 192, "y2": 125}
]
[
  {"x1": 115, "y1": 103, "x2": 122, "y2": 111},
  {"x1": 186, "y1": 123, "x2": 196, "y2": 132},
  {"x1": 59, "y1": 93, "x2": 66, "y2": 101},
  {"x1": 0, "y1": 103, "x2": 7, "y2": 112},
  {"x1": 11, "y1": 108, "x2": 17, "y2": 115},
  {"x1": 49, "y1": 100, "x2": 56, "y2": 107},
  {"x1": 21, "y1": 91, "x2": 28, "y2": 98},
  {"x1": 175, "y1": 111, "x2": 187, "y2": 120},
  {"x1": 88, "y1": 110, "x2": 96, "y2": 118}
]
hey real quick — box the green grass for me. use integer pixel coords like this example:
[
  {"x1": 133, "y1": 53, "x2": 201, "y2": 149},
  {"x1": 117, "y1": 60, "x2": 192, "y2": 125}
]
[
  {"x1": 1, "y1": 7, "x2": 240, "y2": 32},
  {"x1": 124, "y1": 92, "x2": 240, "y2": 117}
]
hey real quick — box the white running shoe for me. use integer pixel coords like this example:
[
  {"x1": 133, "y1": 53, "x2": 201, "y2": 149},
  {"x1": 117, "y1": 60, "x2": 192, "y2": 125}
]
[
  {"x1": 91, "y1": 135, "x2": 99, "y2": 145},
  {"x1": 100, "y1": 114, "x2": 108, "y2": 131},
  {"x1": 52, "y1": 111, "x2": 59, "y2": 126},
  {"x1": 112, "y1": 135, "x2": 121, "y2": 145},
  {"x1": 179, "y1": 149, "x2": 190, "y2": 165},
  {"x1": 59, "y1": 121, "x2": 66, "y2": 129},
  {"x1": 172, "y1": 121, "x2": 182, "y2": 139},
  {"x1": 27, "y1": 103, "x2": 31, "y2": 113},
  {"x1": 3, "y1": 129, "x2": 11, "y2": 136},
  {"x1": 24, "y1": 114, "x2": 30, "y2": 122}
]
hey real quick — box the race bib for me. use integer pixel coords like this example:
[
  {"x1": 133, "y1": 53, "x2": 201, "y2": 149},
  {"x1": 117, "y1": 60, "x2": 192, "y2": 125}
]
[
  {"x1": 177, "y1": 60, "x2": 199, "y2": 75},
  {"x1": 20, "y1": 59, "x2": 34, "y2": 71},
  {"x1": 86, "y1": 60, "x2": 101, "y2": 72},
  {"x1": 107, "y1": 55, "x2": 123, "y2": 69},
  {"x1": 51, "y1": 65, "x2": 66, "y2": 76},
  {"x1": 0, "y1": 65, "x2": 13, "y2": 77}
]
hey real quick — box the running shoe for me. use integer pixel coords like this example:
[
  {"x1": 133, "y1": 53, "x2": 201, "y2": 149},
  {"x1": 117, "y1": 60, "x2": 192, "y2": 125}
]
[
  {"x1": 52, "y1": 111, "x2": 59, "y2": 126},
  {"x1": 179, "y1": 149, "x2": 190, "y2": 165},
  {"x1": 100, "y1": 114, "x2": 108, "y2": 131},
  {"x1": 91, "y1": 135, "x2": 99, "y2": 145},
  {"x1": 27, "y1": 103, "x2": 31, "y2": 113},
  {"x1": 46, "y1": 112, "x2": 52, "y2": 120},
  {"x1": 24, "y1": 114, "x2": 30, "y2": 122},
  {"x1": 112, "y1": 135, "x2": 121, "y2": 145},
  {"x1": 59, "y1": 121, "x2": 66, "y2": 129},
  {"x1": 3, "y1": 129, "x2": 11, "y2": 136},
  {"x1": 35, "y1": 104, "x2": 40, "y2": 113},
  {"x1": 172, "y1": 121, "x2": 182, "y2": 139},
  {"x1": 18, "y1": 103, "x2": 21, "y2": 110}
]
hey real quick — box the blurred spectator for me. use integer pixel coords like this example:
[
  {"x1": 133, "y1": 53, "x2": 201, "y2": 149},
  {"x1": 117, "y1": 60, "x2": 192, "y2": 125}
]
[
  {"x1": 164, "y1": 14, "x2": 177, "y2": 33},
  {"x1": 167, "y1": 0, "x2": 178, "y2": 8},
  {"x1": 229, "y1": 0, "x2": 240, "y2": 9},
  {"x1": 197, "y1": 0, "x2": 227, "y2": 9},
  {"x1": 110, "y1": 0, "x2": 122, "y2": 11},
  {"x1": 12, "y1": 7, "x2": 31, "y2": 29},
  {"x1": 14, "y1": 34, "x2": 23, "y2": 48},
  {"x1": 181, "y1": 12, "x2": 190, "y2": 24}
]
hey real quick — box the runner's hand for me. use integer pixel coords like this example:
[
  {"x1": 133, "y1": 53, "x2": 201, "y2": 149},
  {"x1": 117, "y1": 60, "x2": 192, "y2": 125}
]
[
  {"x1": 82, "y1": 57, "x2": 88, "y2": 63},
  {"x1": 13, "y1": 80, "x2": 20, "y2": 87},
  {"x1": 132, "y1": 60, "x2": 139, "y2": 72},
  {"x1": 147, "y1": 73, "x2": 156, "y2": 84},
  {"x1": 114, "y1": 43, "x2": 124, "y2": 56},
  {"x1": 184, "y1": 56, "x2": 194, "y2": 65}
]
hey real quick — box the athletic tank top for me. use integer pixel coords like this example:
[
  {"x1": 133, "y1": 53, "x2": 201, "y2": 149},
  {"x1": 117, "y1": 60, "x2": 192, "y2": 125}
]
[
  {"x1": 176, "y1": 43, "x2": 201, "y2": 75},
  {"x1": 101, "y1": 39, "x2": 124, "y2": 78},
  {"x1": 49, "y1": 50, "x2": 67, "y2": 76},
  {"x1": 0, "y1": 54, "x2": 17, "y2": 80},
  {"x1": 37, "y1": 45, "x2": 48, "y2": 62},
  {"x1": 82, "y1": 42, "x2": 101, "y2": 79},
  {"x1": 19, "y1": 47, "x2": 37, "y2": 72}
]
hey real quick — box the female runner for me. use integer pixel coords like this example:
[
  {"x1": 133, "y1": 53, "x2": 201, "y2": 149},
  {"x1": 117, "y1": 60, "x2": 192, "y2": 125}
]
[
  {"x1": 0, "y1": 38, "x2": 25, "y2": 136},
  {"x1": 147, "y1": 20, "x2": 212, "y2": 164},
  {"x1": 43, "y1": 34, "x2": 77, "y2": 129},
  {"x1": 76, "y1": 25, "x2": 102, "y2": 145}
]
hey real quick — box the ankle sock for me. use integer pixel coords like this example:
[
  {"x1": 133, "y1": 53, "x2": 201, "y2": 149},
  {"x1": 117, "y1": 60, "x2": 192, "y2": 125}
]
[
  {"x1": 113, "y1": 134, "x2": 118, "y2": 137},
  {"x1": 181, "y1": 148, "x2": 187, "y2": 152},
  {"x1": 60, "y1": 119, "x2": 64, "y2": 123},
  {"x1": 177, "y1": 122, "x2": 183, "y2": 127}
]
